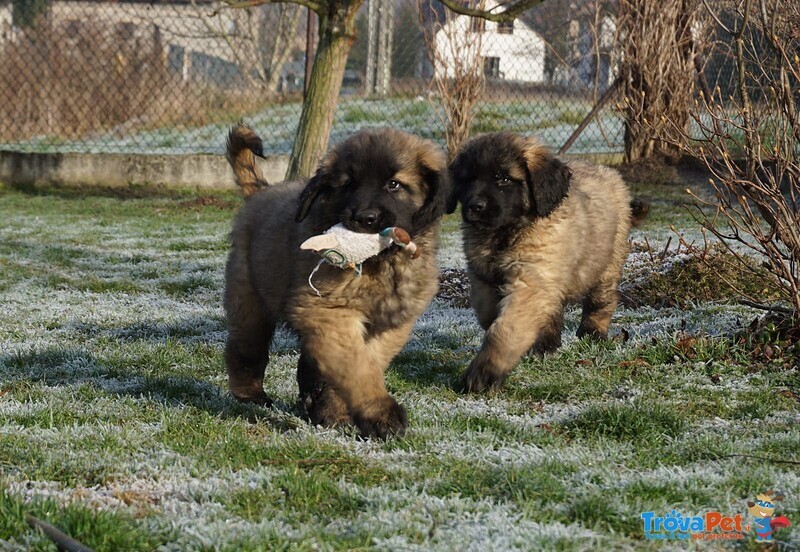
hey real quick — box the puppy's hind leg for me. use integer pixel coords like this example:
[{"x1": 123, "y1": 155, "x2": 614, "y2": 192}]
[
  {"x1": 530, "y1": 310, "x2": 564, "y2": 356},
  {"x1": 577, "y1": 279, "x2": 618, "y2": 340},
  {"x1": 224, "y1": 252, "x2": 275, "y2": 405},
  {"x1": 225, "y1": 314, "x2": 274, "y2": 405}
]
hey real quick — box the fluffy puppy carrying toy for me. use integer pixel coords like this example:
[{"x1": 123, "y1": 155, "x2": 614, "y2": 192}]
[{"x1": 224, "y1": 123, "x2": 451, "y2": 439}]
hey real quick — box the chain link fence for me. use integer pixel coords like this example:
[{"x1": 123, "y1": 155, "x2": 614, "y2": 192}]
[{"x1": 0, "y1": 0, "x2": 737, "y2": 157}]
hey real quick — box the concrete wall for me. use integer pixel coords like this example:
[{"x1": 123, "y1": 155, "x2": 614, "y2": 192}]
[
  {"x1": 0, "y1": 150, "x2": 622, "y2": 191},
  {"x1": 0, "y1": 151, "x2": 290, "y2": 190}
]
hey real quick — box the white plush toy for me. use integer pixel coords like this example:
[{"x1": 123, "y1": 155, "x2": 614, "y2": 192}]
[{"x1": 300, "y1": 224, "x2": 418, "y2": 274}]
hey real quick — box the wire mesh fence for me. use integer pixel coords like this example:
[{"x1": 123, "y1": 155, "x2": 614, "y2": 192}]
[{"x1": 0, "y1": 0, "x2": 738, "y2": 157}]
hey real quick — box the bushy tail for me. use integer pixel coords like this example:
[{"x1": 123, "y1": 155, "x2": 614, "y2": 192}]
[
  {"x1": 630, "y1": 198, "x2": 649, "y2": 227},
  {"x1": 226, "y1": 123, "x2": 267, "y2": 198}
]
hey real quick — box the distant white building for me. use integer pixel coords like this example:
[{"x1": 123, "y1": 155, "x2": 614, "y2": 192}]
[{"x1": 433, "y1": 0, "x2": 546, "y2": 83}]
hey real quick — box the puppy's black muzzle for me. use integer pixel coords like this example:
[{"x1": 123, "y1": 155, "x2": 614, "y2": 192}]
[
  {"x1": 345, "y1": 207, "x2": 394, "y2": 233},
  {"x1": 463, "y1": 197, "x2": 495, "y2": 226},
  {"x1": 467, "y1": 198, "x2": 487, "y2": 215},
  {"x1": 355, "y1": 208, "x2": 380, "y2": 230}
]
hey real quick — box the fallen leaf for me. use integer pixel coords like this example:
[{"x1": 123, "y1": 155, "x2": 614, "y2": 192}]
[
  {"x1": 619, "y1": 359, "x2": 651, "y2": 368},
  {"x1": 777, "y1": 389, "x2": 800, "y2": 402},
  {"x1": 675, "y1": 336, "x2": 698, "y2": 357}
]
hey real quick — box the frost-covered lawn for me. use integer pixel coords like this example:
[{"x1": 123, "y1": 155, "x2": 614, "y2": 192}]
[
  {"x1": 2, "y1": 97, "x2": 622, "y2": 156},
  {"x1": 0, "y1": 182, "x2": 798, "y2": 551}
]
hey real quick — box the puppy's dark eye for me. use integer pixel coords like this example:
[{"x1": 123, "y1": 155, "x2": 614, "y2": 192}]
[
  {"x1": 385, "y1": 179, "x2": 402, "y2": 192},
  {"x1": 496, "y1": 176, "x2": 513, "y2": 187}
]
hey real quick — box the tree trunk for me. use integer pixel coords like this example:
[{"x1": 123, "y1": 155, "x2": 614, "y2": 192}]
[{"x1": 286, "y1": 0, "x2": 361, "y2": 179}]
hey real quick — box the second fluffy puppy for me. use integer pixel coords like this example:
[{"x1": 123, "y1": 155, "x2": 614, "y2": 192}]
[{"x1": 449, "y1": 132, "x2": 648, "y2": 392}]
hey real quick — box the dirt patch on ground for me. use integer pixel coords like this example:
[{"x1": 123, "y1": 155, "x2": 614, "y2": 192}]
[
  {"x1": 619, "y1": 245, "x2": 782, "y2": 309},
  {"x1": 437, "y1": 268, "x2": 472, "y2": 308},
  {"x1": 617, "y1": 154, "x2": 711, "y2": 189}
]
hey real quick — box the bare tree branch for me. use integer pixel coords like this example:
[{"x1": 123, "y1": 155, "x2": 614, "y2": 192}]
[
  {"x1": 431, "y1": 0, "x2": 547, "y2": 22},
  {"x1": 223, "y1": 0, "x2": 322, "y2": 15}
]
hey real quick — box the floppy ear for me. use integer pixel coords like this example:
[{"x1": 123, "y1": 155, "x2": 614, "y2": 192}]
[
  {"x1": 412, "y1": 151, "x2": 452, "y2": 231},
  {"x1": 445, "y1": 173, "x2": 459, "y2": 215},
  {"x1": 445, "y1": 153, "x2": 465, "y2": 215},
  {"x1": 523, "y1": 141, "x2": 572, "y2": 218},
  {"x1": 296, "y1": 146, "x2": 348, "y2": 222},
  {"x1": 295, "y1": 170, "x2": 325, "y2": 222}
]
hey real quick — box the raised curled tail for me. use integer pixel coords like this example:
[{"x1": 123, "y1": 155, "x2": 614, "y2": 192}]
[
  {"x1": 226, "y1": 123, "x2": 267, "y2": 198},
  {"x1": 630, "y1": 198, "x2": 649, "y2": 227}
]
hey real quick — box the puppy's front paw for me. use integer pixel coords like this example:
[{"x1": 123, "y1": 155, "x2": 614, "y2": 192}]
[
  {"x1": 460, "y1": 362, "x2": 507, "y2": 393},
  {"x1": 353, "y1": 396, "x2": 408, "y2": 439}
]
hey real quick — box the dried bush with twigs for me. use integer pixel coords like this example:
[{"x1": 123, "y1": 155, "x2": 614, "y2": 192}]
[
  {"x1": 661, "y1": 0, "x2": 800, "y2": 329},
  {"x1": 187, "y1": 2, "x2": 302, "y2": 94},
  {"x1": 419, "y1": 0, "x2": 486, "y2": 158},
  {"x1": 0, "y1": 19, "x2": 274, "y2": 142},
  {"x1": 615, "y1": 0, "x2": 703, "y2": 163}
]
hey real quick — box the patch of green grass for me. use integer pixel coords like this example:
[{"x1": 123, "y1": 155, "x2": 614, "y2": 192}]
[
  {"x1": 426, "y1": 457, "x2": 574, "y2": 508},
  {"x1": 3, "y1": 347, "x2": 92, "y2": 380},
  {"x1": 0, "y1": 488, "x2": 163, "y2": 551},
  {"x1": 388, "y1": 349, "x2": 465, "y2": 391},
  {"x1": 631, "y1": 334, "x2": 750, "y2": 366},
  {"x1": 562, "y1": 402, "x2": 686, "y2": 442},
  {"x1": 0, "y1": 259, "x2": 40, "y2": 292},
  {"x1": 158, "y1": 274, "x2": 216, "y2": 296},
  {"x1": 44, "y1": 274, "x2": 145, "y2": 294},
  {"x1": 730, "y1": 389, "x2": 796, "y2": 420},
  {"x1": 564, "y1": 493, "x2": 639, "y2": 536},
  {"x1": 0, "y1": 434, "x2": 126, "y2": 488},
  {"x1": 446, "y1": 412, "x2": 529, "y2": 440},
  {"x1": 472, "y1": 105, "x2": 519, "y2": 134},
  {"x1": 557, "y1": 108, "x2": 586, "y2": 126},
  {"x1": 227, "y1": 469, "x2": 366, "y2": 523},
  {"x1": 340, "y1": 105, "x2": 385, "y2": 124},
  {"x1": 472, "y1": 117, "x2": 507, "y2": 134},
  {"x1": 622, "y1": 480, "x2": 715, "y2": 510},
  {"x1": 396, "y1": 101, "x2": 431, "y2": 119}
]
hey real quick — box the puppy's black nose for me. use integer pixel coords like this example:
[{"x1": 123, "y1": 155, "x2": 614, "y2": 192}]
[
  {"x1": 355, "y1": 208, "x2": 380, "y2": 229},
  {"x1": 467, "y1": 198, "x2": 487, "y2": 213}
]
